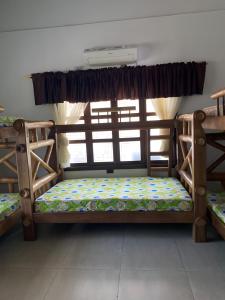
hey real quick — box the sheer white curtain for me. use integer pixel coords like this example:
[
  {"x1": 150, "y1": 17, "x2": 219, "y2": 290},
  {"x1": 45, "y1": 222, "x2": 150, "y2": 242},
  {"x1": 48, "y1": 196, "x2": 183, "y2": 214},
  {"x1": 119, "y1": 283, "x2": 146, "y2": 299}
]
[
  {"x1": 151, "y1": 97, "x2": 181, "y2": 151},
  {"x1": 54, "y1": 101, "x2": 87, "y2": 167}
]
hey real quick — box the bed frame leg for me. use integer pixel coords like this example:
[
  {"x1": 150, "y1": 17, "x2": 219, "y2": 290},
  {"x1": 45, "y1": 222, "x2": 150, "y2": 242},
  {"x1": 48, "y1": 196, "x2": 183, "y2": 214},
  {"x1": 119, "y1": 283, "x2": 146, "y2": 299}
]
[
  {"x1": 23, "y1": 219, "x2": 36, "y2": 241},
  {"x1": 193, "y1": 217, "x2": 207, "y2": 242}
]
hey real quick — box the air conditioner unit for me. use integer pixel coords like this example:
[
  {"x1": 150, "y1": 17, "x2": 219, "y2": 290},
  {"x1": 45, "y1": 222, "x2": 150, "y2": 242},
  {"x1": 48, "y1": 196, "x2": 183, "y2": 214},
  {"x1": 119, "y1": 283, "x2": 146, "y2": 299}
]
[{"x1": 83, "y1": 46, "x2": 138, "y2": 66}]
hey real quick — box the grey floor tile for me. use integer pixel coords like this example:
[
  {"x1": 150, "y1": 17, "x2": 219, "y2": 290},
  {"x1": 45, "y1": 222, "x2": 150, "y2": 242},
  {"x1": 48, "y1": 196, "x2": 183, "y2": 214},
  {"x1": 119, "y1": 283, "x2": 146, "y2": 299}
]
[
  {"x1": 124, "y1": 223, "x2": 193, "y2": 240},
  {"x1": 44, "y1": 268, "x2": 119, "y2": 300},
  {"x1": 63, "y1": 228, "x2": 123, "y2": 269},
  {"x1": 177, "y1": 239, "x2": 225, "y2": 271},
  {"x1": 187, "y1": 270, "x2": 225, "y2": 300},
  {"x1": 0, "y1": 267, "x2": 56, "y2": 300},
  {"x1": 0, "y1": 234, "x2": 73, "y2": 268},
  {"x1": 118, "y1": 269, "x2": 194, "y2": 300},
  {"x1": 122, "y1": 233, "x2": 183, "y2": 270}
]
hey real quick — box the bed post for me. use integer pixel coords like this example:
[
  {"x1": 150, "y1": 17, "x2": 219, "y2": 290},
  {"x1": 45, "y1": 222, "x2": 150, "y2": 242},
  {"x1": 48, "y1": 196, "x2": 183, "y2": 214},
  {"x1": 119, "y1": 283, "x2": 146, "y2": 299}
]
[
  {"x1": 14, "y1": 119, "x2": 36, "y2": 241},
  {"x1": 192, "y1": 111, "x2": 207, "y2": 242}
]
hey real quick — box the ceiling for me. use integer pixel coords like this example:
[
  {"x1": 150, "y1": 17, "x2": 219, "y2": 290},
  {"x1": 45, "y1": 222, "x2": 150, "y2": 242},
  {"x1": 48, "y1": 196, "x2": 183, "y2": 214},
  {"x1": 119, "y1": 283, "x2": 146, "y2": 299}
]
[{"x1": 0, "y1": 0, "x2": 225, "y2": 32}]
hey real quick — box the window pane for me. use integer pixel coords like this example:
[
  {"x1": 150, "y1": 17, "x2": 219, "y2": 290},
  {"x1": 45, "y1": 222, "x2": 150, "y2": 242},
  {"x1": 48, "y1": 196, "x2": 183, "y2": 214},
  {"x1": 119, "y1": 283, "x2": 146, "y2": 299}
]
[
  {"x1": 118, "y1": 99, "x2": 139, "y2": 113},
  {"x1": 147, "y1": 115, "x2": 158, "y2": 121},
  {"x1": 93, "y1": 142, "x2": 113, "y2": 162},
  {"x1": 76, "y1": 119, "x2": 85, "y2": 124},
  {"x1": 120, "y1": 141, "x2": 141, "y2": 161},
  {"x1": 150, "y1": 140, "x2": 161, "y2": 152},
  {"x1": 119, "y1": 130, "x2": 140, "y2": 138},
  {"x1": 92, "y1": 131, "x2": 112, "y2": 139},
  {"x1": 146, "y1": 99, "x2": 154, "y2": 112},
  {"x1": 67, "y1": 132, "x2": 85, "y2": 140},
  {"x1": 149, "y1": 129, "x2": 161, "y2": 136},
  {"x1": 91, "y1": 101, "x2": 111, "y2": 116},
  {"x1": 120, "y1": 117, "x2": 139, "y2": 123},
  {"x1": 69, "y1": 144, "x2": 87, "y2": 163},
  {"x1": 150, "y1": 155, "x2": 168, "y2": 161},
  {"x1": 91, "y1": 118, "x2": 112, "y2": 124}
]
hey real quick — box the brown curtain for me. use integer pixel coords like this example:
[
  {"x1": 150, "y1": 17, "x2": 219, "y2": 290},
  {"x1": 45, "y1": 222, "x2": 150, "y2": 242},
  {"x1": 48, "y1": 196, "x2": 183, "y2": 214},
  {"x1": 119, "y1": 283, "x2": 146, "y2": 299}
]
[{"x1": 32, "y1": 62, "x2": 206, "y2": 105}]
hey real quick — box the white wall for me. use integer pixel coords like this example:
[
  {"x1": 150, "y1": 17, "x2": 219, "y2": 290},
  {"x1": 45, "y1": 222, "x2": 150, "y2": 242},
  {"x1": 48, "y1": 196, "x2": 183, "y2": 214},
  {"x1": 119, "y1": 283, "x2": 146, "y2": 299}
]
[
  {"x1": 0, "y1": 8, "x2": 225, "y2": 177},
  {"x1": 0, "y1": 10, "x2": 225, "y2": 119},
  {"x1": 1, "y1": 0, "x2": 225, "y2": 32}
]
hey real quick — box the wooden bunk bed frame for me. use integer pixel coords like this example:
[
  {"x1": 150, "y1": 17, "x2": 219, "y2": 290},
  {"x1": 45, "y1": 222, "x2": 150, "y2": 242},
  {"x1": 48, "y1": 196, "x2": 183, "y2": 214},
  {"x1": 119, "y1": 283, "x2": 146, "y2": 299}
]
[
  {"x1": 202, "y1": 88, "x2": 225, "y2": 239},
  {"x1": 14, "y1": 111, "x2": 207, "y2": 242},
  {"x1": 0, "y1": 126, "x2": 21, "y2": 236}
]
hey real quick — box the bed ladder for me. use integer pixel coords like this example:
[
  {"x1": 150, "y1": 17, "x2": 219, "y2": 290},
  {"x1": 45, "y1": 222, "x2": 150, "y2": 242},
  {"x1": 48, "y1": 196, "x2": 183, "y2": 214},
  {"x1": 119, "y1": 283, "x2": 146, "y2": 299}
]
[{"x1": 146, "y1": 122, "x2": 174, "y2": 177}]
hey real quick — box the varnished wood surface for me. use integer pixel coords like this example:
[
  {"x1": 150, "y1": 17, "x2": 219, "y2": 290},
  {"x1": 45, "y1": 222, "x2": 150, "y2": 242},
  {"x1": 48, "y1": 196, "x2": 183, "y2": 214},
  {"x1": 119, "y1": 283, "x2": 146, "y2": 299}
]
[
  {"x1": 209, "y1": 208, "x2": 225, "y2": 240},
  {"x1": 33, "y1": 211, "x2": 194, "y2": 224},
  {"x1": 211, "y1": 89, "x2": 225, "y2": 99},
  {"x1": 0, "y1": 209, "x2": 21, "y2": 236}
]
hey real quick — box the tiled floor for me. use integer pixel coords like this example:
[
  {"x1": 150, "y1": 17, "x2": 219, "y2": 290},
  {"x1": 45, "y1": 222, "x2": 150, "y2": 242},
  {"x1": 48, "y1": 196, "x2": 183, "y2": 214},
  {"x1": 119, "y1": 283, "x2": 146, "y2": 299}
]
[{"x1": 0, "y1": 224, "x2": 225, "y2": 300}]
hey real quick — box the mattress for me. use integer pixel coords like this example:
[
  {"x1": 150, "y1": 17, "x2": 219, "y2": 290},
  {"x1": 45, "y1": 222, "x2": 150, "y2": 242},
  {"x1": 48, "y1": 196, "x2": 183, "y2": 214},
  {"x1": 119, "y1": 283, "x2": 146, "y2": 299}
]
[
  {"x1": 0, "y1": 193, "x2": 20, "y2": 221},
  {"x1": 208, "y1": 192, "x2": 225, "y2": 224},
  {"x1": 0, "y1": 116, "x2": 18, "y2": 127},
  {"x1": 35, "y1": 177, "x2": 193, "y2": 213}
]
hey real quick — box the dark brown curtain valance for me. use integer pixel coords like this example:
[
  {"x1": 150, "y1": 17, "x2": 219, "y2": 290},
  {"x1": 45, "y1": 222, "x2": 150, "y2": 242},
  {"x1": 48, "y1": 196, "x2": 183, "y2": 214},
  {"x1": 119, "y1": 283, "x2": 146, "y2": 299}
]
[{"x1": 32, "y1": 62, "x2": 206, "y2": 105}]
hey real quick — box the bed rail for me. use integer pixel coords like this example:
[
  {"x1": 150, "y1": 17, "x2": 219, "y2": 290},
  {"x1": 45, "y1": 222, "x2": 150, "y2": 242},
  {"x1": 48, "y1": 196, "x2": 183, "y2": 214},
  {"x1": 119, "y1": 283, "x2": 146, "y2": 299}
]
[
  {"x1": 0, "y1": 126, "x2": 18, "y2": 192},
  {"x1": 14, "y1": 119, "x2": 60, "y2": 239},
  {"x1": 177, "y1": 110, "x2": 207, "y2": 241}
]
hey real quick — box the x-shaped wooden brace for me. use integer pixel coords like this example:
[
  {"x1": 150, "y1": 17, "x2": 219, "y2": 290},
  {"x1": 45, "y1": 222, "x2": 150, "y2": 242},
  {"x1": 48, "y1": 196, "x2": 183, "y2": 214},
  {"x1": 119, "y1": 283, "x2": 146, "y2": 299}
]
[
  {"x1": 179, "y1": 139, "x2": 193, "y2": 176},
  {"x1": 0, "y1": 149, "x2": 17, "y2": 175},
  {"x1": 31, "y1": 143, "x2": 54, "y2": 181},
  {"x1": 207, "y1": 140, "x2": 225, "y2": 174}
]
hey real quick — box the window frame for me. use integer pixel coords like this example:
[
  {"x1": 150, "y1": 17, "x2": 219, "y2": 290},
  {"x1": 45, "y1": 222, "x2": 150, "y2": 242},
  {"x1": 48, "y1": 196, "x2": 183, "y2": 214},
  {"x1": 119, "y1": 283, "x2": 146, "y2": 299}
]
[{"x1": 66, "y1": 99, "x2": 168, "y2": 171}]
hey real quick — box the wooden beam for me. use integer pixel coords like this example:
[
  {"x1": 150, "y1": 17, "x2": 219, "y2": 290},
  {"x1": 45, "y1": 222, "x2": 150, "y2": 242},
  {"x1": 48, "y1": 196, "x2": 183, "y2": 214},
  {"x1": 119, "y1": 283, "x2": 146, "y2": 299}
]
[
  {"x1": 33, "y1": 211, "x2": 194, "y2": 224},
  {"x1": 211, "y1": 88, "x2": 225, "y2": 99},
  {"x1": 56, "y1": 120, "x2": 175, "y2": 133},
  {"x1": 33, "y1": 172, "x2": 58, "y2": 192},
  {"x1": 30, "y1": 139, "x2": 55, "y2": 150}
]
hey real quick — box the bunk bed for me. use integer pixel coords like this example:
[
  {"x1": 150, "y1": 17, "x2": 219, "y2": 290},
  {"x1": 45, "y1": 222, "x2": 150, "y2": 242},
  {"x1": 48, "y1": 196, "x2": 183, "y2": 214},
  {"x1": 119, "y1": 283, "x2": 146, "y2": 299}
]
[
  {"x1": 0, "y1": 118, "x2": 21, "y2": 236},
  {"x1": 201, "y1": 88, "x2": 225, "y2": 239},
  {"x1": 14, "y1": 112, "x2": 207, "y2": 242}
]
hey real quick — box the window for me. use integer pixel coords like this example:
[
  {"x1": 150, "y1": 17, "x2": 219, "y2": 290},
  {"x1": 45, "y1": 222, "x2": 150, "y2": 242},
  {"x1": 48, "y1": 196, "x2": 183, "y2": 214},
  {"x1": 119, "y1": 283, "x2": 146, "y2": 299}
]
[{"x1": 68, "y1": 99, "x2": 163, "y2": 170}]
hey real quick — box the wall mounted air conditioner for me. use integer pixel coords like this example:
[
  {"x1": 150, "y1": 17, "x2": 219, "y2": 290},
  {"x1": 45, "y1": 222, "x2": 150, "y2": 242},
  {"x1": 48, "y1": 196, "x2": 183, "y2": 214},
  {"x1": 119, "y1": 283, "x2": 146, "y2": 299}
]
[{"x1": 83, "y1": 46, "x2": 138, "y2": 66}]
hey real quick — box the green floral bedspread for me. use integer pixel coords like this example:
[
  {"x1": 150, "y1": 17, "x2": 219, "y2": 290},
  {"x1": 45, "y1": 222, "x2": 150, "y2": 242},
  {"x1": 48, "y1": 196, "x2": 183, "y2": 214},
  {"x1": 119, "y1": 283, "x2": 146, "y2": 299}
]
[
  {"x1": 0, "y1": 193, "x2": 20, "y2": 221},
  {"x1": 208, "y1": 192, "x2": 225, "y2": 224},
  {"x1": 35, "y1": 177, "x2": 193, "y2": 213}
]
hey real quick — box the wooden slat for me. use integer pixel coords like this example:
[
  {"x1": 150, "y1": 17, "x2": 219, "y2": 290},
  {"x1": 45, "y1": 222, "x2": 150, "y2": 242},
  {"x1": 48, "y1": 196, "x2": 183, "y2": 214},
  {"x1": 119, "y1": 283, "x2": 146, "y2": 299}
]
[
  {"x1": 26, "y1": 121, "x2": 54, "y2": 129},
  {"x1": 30, "y1": 151, "x2": 55, "y2": 174},
  {"x1": 92, "y1": 106, "x2": 136, "y2": 113},
  {"x1": 207, "y1": 153, "x2": 225, "y2": 173},
  {"x1": 33, "y1": 172, "x2": 58, "y2": 192},
  {"x1": 30, "y1": 139, "x2": 55, "y2": 150},
  {"x1": 0, "y1": 142, "x2": 16, "y2": 149},
  {"x1": 211, "y1": 89, "x2": 225, "y2": 99},
  {"x1": 56, "y1": 120, "x2": 175, "y2": 133},
  {"x1": 33, "y1": 211, "x2": 194, "y2": 224},
  {"x1": 149, "y1": 135, "x2": 170, "y2": 140},
  {"x1": 178, "y1": 170, "x2": 192, "y2": 188},
  {"x1": 179, "y1": 135, "x2": 192, "y2": 143},
  {"x1": 0, "y1": 150, "x2": 15, "y2": 164},
  {"x1": 207, "y1": 172, "x2": 225, "y2": 181},
  {"x1": 0, "y1": 178, "x2": 17, "y2": 184},
  {"x1": 0, "y1": 127, "x2": 18, "y2": 139},
  {"x1": 202, "y1": 116, "x2": 225, "y2": 130},
  {"x1": 149, "y1": 151, "x2": 169, "y2": 156}
]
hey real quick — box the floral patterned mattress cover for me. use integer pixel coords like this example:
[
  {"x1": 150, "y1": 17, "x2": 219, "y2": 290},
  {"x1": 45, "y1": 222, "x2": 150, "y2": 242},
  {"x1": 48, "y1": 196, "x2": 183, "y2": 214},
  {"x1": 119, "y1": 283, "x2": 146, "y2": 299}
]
[
  {"x1": 208, "y1": 192, "x2": 225, "y2": 224},
  {"x1": 0, "y1": 116, "x2": 18, "y2": 127},
  {"x1": 35, "y1": 177, "x2": 193, "y2": 213},
  {"x1": 0, "y1": 193, "x2": 20, "y2": 222}
]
